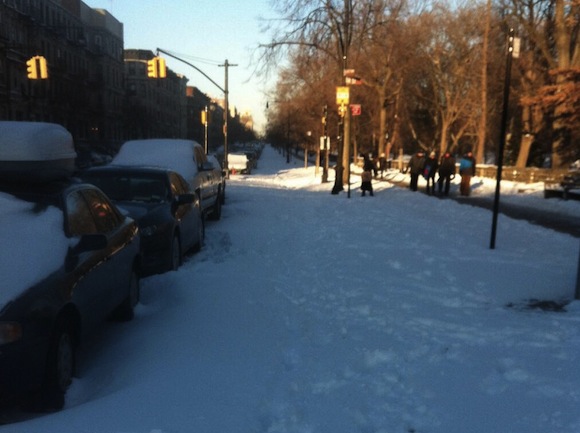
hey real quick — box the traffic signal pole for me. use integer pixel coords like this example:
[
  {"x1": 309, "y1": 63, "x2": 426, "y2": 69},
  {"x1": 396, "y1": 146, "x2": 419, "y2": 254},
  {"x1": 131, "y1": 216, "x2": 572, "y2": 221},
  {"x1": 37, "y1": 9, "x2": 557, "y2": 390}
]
[{"x1": 156, "y1": 49, "x2": 236, "y2": 177}]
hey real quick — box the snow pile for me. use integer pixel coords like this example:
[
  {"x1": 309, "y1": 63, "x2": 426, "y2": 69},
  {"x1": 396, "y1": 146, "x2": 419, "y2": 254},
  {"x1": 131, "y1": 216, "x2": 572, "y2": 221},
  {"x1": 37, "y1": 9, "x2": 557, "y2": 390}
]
[
  {"x1": 4, "y1": 145, "x2": 580, "y2": 433},
  {"x1": 0, "y1": 193, "x2": 68, "y2": 311},
  {"x1": 113, "y1": 139, "x2": 199, "y2": 182}
]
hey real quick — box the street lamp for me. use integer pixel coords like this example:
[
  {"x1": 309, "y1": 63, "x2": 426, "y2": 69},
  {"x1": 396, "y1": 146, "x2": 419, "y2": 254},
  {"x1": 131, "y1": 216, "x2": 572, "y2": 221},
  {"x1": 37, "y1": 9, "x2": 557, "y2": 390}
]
[{"x1": 490, "y1": 29, "x2": 520, "y2": 250}]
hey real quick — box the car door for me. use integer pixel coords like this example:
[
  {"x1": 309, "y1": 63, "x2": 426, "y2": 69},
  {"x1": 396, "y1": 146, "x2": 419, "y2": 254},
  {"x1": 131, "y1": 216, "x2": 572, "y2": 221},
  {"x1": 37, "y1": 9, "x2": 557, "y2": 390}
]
[
  {"x1": 169, "y1": 172, "x2": 197, "y2": 251},
  {"x1": 65, "y1": 187, "x2": 136, "y2": 334},
  {"x1": 193, "y1": 146, "x2": 215, "y2": 210}
]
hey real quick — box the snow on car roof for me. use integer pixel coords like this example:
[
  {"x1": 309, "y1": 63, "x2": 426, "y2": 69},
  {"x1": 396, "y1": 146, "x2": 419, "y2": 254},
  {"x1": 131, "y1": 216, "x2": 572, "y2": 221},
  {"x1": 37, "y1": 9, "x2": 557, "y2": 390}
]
[
  {"x1": 113, "y1": 139, "x2": 199, "y2": 180},
  {"x1": 0, "y1": 121, "x2": 76, "y2": 161},
  {"x1": 0, "y1": 192, "x2": 70, "y2": 311}
]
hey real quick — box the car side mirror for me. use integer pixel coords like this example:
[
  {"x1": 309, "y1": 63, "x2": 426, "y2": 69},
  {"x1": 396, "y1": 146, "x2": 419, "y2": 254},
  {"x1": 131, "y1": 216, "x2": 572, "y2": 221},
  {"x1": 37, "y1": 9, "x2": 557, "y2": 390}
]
[
  {"x1": 175, "y1": 193, "x2": 194, "y2": 206},
  {"x1": 66, "y1": 234, "x2": 107, "y2": 271}
]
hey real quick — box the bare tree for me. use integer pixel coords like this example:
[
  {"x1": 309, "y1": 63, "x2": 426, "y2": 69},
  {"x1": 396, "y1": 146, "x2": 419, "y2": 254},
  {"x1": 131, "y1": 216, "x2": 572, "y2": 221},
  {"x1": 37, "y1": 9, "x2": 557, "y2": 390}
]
[{"x1": 500, "y1": 0, "x2": 580, "y2": 168}]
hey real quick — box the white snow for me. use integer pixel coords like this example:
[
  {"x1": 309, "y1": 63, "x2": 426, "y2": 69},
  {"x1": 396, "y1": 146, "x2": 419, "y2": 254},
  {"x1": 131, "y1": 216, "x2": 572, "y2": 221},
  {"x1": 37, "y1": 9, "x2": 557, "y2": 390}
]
[
  {"x1": 0, "y1": 121, "x2": 75, "y2": 161},
  {"x1": 112, "y1": 139, "x2": 200, "y2": 181},
  {"x1": 3, "y1": 145, "x2": 580, "y2": 433},
  {"x1": 0, "y1": 193, "x2": 69, "y2": 311}
]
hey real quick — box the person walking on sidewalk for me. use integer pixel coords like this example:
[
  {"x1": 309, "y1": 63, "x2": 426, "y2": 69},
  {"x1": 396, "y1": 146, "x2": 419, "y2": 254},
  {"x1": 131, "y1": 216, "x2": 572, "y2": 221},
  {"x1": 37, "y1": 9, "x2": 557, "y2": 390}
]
[
  {"x1": 459, "y1": 151, "x2": 476, "y2": 196},
  {"x1": 407, "y1": 150, "x2": 425, "y2": 192},
  {"x1": 422, "y1": 151, "x2": 439, "y2": 195},
  {"x1": 437, "y1": 151, "x2": 456, "y2": 196},
  {"x1": 361, "y1": 154, "x2": 375, "y2": 196}
]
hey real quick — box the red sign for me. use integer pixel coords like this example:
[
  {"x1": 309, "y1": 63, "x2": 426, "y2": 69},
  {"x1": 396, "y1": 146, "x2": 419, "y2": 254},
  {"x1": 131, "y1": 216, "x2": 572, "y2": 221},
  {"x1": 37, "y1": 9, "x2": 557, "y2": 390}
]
[{"x1": 350, "y1": 104, "x2": 361, "y2": 116}]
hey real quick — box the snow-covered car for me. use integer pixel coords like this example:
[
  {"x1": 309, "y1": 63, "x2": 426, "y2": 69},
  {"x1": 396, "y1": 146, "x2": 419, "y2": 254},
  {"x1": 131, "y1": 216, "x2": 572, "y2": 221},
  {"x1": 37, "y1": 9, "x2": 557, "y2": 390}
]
[
  {"x1": 113, "y1": 139, "x2": 222, "y2": 220},
  {"x1": 228, "y1": 152, "x2": 252, "y2": 174},
  {"x1": 78, "y1": 166, "x2": 204, "y2": 276},
  {"x1": 0, "y1": 121, "x2": 142, "y2": 410}
]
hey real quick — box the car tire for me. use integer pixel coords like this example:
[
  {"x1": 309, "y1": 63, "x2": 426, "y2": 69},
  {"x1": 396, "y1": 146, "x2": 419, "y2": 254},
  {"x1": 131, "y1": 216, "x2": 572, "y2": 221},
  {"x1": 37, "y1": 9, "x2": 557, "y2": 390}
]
[
  {"x1": 193, "y1": 212, "x2": 205, "y2": 253},
  {"x1": 113, "y1": 270, "x2": 140, "y2": 322},
  {"x1": 38, "y1": 318, "x2": 76, "y2": 411},
  {"x1": 170, "y1": 235, "x2": 182, "y2": 271},
  {"x1": 209, "y1": 195, "x2": 221, "y2": 221}
]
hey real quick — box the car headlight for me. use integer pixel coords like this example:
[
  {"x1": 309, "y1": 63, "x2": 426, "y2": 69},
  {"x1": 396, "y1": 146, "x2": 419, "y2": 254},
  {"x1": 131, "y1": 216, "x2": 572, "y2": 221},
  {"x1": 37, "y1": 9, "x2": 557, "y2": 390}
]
[{"x1": 0, "y1": 322, "x2": 22, "y2": 345}]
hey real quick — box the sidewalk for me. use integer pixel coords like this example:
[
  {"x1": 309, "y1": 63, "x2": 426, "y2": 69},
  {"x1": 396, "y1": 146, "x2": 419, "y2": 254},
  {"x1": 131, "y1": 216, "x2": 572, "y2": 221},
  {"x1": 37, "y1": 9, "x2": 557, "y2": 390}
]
[{"x1": 377, "y1": 171, "x2": 580, "y2": 238}]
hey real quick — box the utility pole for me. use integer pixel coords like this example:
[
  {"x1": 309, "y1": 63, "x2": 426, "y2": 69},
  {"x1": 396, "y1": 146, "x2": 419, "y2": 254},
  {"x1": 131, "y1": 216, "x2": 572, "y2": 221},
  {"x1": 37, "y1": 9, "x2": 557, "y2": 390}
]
[{"x1": 220, "y1": 60, "x2": 237, "y2": 178}]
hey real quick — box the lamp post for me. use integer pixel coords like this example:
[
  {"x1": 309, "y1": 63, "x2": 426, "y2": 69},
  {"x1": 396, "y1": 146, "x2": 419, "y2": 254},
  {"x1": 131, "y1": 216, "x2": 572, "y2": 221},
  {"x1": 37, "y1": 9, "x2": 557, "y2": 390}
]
[{"x1": 490, "y1": 29, "x2": 519, "y2": 249}]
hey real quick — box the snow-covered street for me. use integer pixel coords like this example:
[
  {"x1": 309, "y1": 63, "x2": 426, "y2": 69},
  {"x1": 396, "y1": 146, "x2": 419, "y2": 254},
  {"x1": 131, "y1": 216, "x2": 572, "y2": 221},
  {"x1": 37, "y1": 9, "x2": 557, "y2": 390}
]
[{"x1": 3, "y1": 145, "x2": 580, "y2": 433}]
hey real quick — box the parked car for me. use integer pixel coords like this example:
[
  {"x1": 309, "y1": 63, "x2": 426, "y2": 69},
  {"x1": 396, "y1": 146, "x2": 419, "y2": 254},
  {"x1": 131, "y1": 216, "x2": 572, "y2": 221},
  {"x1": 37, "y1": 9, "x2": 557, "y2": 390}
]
[
  {"x1": 207, "y1": 154, "x2": 226, "y2": 205},
  {"x1": 78, "y1": 166, "x2": 204, "y2": 276},
  {"x1": 113, "y1": 139, "x2": 222, "y2": 220},
  {"x1": 228, "y1": 152, "x2": 252, "y2": 174},
  {"x1": 0, "y1": 121, "x2": 141, "y2": 411},
  {"x1": 0, "y1": 180, "x2": 141, "y2": 410}
]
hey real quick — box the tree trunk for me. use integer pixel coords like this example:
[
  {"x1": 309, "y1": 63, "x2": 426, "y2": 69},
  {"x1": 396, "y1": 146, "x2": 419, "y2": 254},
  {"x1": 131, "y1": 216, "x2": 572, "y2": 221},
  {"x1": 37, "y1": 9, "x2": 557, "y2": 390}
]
[{"x1": 515, "y1": 133, "x2": 534, "y2": 168}]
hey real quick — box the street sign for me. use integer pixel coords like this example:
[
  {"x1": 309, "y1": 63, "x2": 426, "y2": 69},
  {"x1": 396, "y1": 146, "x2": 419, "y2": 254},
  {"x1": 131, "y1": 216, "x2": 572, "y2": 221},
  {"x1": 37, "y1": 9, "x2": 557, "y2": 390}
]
[
  {"x1": 350, "y1": 104, "x2": 361, "y2": 116},
  {"x1": 343, "y1": 69, "x2": 356, "y2": 77},
  {"x1": 336, "y1": 86, "x2": 349, "y2": 105}
]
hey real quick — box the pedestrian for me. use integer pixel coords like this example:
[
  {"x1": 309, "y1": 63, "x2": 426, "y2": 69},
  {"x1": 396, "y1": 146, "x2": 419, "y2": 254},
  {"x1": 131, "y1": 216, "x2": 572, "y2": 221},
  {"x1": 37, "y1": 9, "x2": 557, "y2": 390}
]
[
  {"x1": 422, "y1": 151, "x2": 439, "y2": 195},
  {"x1": 361, "y1": 154, "x2": 374, "y2": 196},
  {"x1": 378, "y1": 153, "x2": 387, "y2": 178},
  {"x1": 459, "y1": 151, "x2": 476, "y2": 196},
  {"x1": 407, "y1": 150, "x2": 425, "y2": 192},
  {"x1": 437, "y1": 151, "x2": 456, "y2": 196}
]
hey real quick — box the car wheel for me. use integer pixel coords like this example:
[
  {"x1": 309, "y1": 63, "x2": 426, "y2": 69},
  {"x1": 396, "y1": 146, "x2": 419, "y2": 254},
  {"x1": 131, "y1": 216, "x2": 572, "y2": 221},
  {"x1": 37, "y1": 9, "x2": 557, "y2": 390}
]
[
  {"x1": 39, "y1": 318, "x2": 76, "y2": 411},
  {"x1": 170, "y1": 235, "x2": 182, "y2": 271},
  {"x1": 220, "y1": 187, "x2": 226, "y2": 205},
  {"x1": 113, "y1": 270, "x2": 139, "y2": 322},
  {"x1": 209, "y1": 195, "x2": 221, "y2": 221},
  {"x1": 193, "y1": 212, "x2": 205, "y2": 253}
]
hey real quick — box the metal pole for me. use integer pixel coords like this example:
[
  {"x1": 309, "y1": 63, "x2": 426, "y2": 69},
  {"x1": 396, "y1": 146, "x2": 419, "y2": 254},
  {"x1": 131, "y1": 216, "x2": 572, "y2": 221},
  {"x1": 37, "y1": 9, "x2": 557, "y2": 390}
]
[
  {"x1": 220, "y1": 59, "x2": 237, "y2": 178},
  {"x1": 204, "y1": 105, "x2": 208, "y2": 154},
  {"x1": 575, "y1": 241, "x2": 580, "y2": 300},
  {"x1": 490, "y1": 29, "x2": 515, "y2": 250}
]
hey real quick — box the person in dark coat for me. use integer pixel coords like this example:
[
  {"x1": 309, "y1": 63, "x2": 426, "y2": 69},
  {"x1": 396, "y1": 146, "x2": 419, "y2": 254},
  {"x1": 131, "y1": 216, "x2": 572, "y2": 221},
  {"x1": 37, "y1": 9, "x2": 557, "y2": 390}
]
[
  {"x1": 437, "y1": 151, "x2": 456, "y2": 196},
  {"x1": 361, "y1": 154, "x2": 374, "y2": 196},
  {"x1": 459, "y1": 151, "x2": 476, "y2": 196},
  {"x1": 407, "y1": 151, "x2": 425, "y2": 192},
  {"x1": 377, "y1": 153, "x2": 387, "y2": 178},
  {"x1": 422, "y1": 151, "x2": 439, "y2": 195}
]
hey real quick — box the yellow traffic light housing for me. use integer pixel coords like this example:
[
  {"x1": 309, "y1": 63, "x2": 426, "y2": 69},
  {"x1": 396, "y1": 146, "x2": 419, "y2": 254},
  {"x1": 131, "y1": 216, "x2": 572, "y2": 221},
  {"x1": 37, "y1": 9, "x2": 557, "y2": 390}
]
[
  {"x1": 26, "y1": 58, "x2": 38, "y2": 79},
  {"x1": 38, "y1": 56, "x2": 48, "y2": 79},
  {"x1": 26, "y1": 56, "x2": 48, "y2": 80},
  {"x1": 147, "y1": 59, "x2": 157, "y2": 78},
  {"x1": 147, "y1": 57, "x2": 166, "y2": 79},
  {"x1": 156, "y1": 57, "x2": 166, "y2": 78}
]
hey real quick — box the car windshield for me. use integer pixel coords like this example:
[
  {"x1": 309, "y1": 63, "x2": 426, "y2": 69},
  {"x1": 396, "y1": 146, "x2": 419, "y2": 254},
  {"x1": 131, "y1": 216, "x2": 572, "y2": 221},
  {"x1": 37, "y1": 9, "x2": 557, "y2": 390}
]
[{"x1": 84, "y1": 174, "x2": 168, "y2": 203}]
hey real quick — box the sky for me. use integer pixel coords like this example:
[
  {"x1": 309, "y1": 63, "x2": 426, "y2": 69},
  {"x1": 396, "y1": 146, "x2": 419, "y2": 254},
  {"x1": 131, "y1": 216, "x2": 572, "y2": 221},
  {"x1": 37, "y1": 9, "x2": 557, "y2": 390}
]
[
  {"x1": 2, "y1": 144, "x2": 580, "y2": 432},
  {"x1": 83, "y1": 0, "x2": 275, "y2": 133}
]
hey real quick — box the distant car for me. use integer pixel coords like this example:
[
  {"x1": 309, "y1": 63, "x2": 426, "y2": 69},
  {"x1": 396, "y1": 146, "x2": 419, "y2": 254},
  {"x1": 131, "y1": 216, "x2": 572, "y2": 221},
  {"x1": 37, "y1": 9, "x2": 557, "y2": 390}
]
[
  {"x1": 112, "y1": 139, "x2": 222, "y2": 220},
  {"x1": 0, "y1": 180, "x2": 141, "y2": 410},
  {"x1": 207, "y1": 154, "x2": 226, "y2": 205},
  {"x1": 228, "y1": 152, "x2": 252, "y2": 174},
  {"x1": 78, "y1": 166, "x2": 204, "y2": 276}
]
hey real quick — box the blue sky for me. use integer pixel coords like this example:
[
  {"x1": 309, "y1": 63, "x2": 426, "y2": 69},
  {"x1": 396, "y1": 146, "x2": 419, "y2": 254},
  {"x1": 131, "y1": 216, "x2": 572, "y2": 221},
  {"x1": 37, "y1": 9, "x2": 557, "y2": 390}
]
[{"x1": 84, "y1": 0, "x2": 274, "y2": 132}]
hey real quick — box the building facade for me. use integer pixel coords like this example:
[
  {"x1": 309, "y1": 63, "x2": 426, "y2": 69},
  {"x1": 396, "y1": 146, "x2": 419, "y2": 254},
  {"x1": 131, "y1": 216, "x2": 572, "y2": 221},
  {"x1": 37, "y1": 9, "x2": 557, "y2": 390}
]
[{"x1": 0, "y1": 0, "x2": 255, "y2": 158}]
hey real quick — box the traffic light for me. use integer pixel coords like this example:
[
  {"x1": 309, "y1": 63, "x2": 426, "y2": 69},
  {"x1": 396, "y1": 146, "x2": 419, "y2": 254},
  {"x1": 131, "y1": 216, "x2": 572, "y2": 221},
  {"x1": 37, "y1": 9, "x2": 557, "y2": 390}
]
[
  {"x1": 156, "y1": 57, "x2": 166, "y2": 78},
  {"x1": 147, "y1": 57, "x2": 166, "y2": 78},
  {"x1": 26, "y1": 57, "x2": 38, "y2": 79},
  {"x1": 147, "y1": 59, "x2": 157, "y2": 78},
  {"x1": 38, "y1": 56, "x2": 48, "y2": 79},
  {"x1": 26, "y1": 56, "x2": 48, "y2": 80}
]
